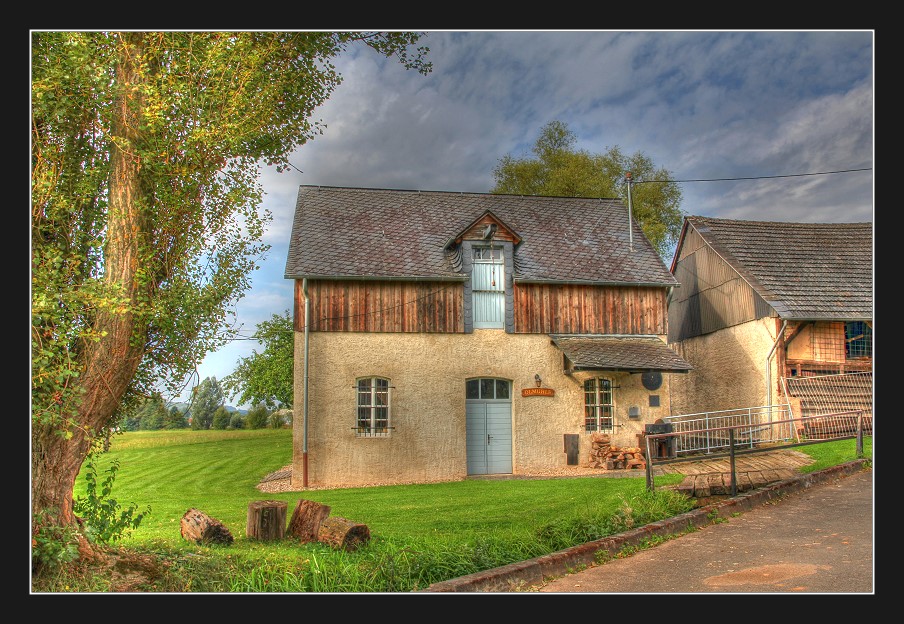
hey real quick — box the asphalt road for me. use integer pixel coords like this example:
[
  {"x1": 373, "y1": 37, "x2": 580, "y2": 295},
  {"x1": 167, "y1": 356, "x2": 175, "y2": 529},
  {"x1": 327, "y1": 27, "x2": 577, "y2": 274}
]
[{"x1": 534, "y1": 468, "x2": 874, "y2": 594}]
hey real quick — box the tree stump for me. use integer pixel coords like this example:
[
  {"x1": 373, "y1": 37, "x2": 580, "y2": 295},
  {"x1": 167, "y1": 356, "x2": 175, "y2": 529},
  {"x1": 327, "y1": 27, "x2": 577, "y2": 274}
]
[
  {"x1": 180, "y1": 508, "x2": 234, "y2": 545},
  {"x1": 287, "y1": 499, "x2": 332, "y2": 543},
  {"x1": 318, "y1": 516, "x2": 370, "y2": 552},
  {"x1": 246, "y1": 500, "x2": 288, "y2": 541}
]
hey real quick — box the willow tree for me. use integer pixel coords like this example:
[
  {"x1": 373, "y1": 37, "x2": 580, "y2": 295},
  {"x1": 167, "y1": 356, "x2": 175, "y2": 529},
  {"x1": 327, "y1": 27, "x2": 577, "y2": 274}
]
[
  {"x1": 31, "y1": 31, "x2": 431, "y2": 531},
  {"x1": 492, "y1": 120, "x2": 684, "y2": 258}
]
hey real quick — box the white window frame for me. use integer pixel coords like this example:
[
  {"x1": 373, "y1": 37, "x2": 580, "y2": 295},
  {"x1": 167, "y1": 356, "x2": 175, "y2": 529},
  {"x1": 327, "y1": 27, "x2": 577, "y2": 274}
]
[
  {"x1": 584, "y1": 378, "x2": 614, "y2": 432},
  {"x1": 356, "y1": 377, "x2": 391, "y2": 437},
  {"x1": 472, "y1": 246, "x2": 505, "y2": 328}
]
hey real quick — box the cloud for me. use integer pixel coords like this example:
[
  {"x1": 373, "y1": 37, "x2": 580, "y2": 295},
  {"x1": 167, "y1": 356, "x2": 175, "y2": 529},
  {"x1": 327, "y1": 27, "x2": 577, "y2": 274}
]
[{"x1": 189, "y1": 30, "x2": 874, "y2": 406}]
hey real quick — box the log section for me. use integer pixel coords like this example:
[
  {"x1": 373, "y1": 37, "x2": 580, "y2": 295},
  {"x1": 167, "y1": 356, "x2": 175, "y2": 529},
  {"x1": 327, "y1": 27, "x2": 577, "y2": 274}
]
[
  {"x1": 246, "y1": 500, "x2": 288, "y2": 541},
  {"x1": 180, "y1": 508, "x2": 234, "y2": 545},
  {"x1": 318, "y1": 516, "x2": 370, "y2": 552},
  {"x1": 287, "y1": 499, "x2": 332, "y2": 543}
]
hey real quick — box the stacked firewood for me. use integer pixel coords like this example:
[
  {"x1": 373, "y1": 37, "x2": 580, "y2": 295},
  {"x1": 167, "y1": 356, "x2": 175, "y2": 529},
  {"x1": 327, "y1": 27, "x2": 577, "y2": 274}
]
[{"x1": 588, "y1": 432, "x2": 646, "y2": 470}]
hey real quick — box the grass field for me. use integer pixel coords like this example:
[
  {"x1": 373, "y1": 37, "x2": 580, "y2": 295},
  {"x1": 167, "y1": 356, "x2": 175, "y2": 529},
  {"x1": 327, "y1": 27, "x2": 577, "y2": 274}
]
[{"x1": 31, "y1": 428, "x2": 870, "y2": 593}]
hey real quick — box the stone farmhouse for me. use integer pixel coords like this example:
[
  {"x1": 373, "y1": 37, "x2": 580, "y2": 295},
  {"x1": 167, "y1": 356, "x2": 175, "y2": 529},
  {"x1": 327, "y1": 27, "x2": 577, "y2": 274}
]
[{"x1": 283, "y1": 185, "x2": 693, "y2": 489}]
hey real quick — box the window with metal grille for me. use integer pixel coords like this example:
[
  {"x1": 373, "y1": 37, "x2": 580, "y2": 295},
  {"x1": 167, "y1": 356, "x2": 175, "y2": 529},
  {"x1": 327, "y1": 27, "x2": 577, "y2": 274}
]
[
  {"x1": 584, "y1": 378, "x2": 613, "y2": 432},
  {"x1": 845, "y1": 321, "x2": 872, "y2": 359},
  {"x1": 356, "y1": 377, "x2": 390, "y2": 437}
]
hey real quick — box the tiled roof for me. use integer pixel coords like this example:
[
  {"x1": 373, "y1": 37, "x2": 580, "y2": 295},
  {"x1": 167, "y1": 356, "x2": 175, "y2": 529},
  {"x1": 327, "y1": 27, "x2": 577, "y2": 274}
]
[
  {"x1": 550, "y1": 335, "x2": 693, "y2": 372},
  {"x1": 683, "y1": 216, "x2": 872, "y2": 320},
  {"x1": 285, "y1": 186, "x2": 677, "y2": 285}
]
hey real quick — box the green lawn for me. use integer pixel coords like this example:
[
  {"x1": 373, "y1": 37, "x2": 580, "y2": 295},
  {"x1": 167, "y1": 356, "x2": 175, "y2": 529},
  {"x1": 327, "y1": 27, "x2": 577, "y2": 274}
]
[{"x1": 42, "y1": 428, "x2": 869, "y2": 593}]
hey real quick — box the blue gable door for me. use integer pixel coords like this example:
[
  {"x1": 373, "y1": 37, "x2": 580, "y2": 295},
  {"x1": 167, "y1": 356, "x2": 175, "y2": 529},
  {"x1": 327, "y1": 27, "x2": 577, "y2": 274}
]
[{"x1": 472, "y1": 248, "x2": 505, "y2": 329}]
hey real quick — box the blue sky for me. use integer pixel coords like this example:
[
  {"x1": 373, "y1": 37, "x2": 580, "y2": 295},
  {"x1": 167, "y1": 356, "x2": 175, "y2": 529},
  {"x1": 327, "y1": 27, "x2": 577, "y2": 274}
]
[{"x1": 177, "y1": 30, "x2": 874, "y2": 408}]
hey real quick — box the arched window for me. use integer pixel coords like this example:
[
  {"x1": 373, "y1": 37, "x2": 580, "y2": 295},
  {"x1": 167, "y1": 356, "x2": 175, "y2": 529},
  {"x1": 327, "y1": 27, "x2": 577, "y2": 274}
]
[{"x1": 356, "y1": 377, "x2": 391, "y2": 437}]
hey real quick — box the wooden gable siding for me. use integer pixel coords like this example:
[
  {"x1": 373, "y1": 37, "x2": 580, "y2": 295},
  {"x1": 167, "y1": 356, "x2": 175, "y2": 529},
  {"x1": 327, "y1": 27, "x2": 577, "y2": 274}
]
[
  {"x1": 295, "y1": 279, "x2": 465, "y2": 333},
  {"x1": 512, "y1": 283, "x2": 668, "y2": 335},
  {"x1": 668, "y1": 227, "x2": 773, "y2": 341},
  {"x1": 458, "y1": 214, "x2": 519, "y2": 244}
]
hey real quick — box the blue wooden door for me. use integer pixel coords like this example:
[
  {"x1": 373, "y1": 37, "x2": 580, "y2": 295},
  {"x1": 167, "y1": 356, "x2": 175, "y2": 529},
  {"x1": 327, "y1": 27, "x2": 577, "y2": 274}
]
[{"x1": 466, "y1": 379, "x2": 512, "y2": 475}]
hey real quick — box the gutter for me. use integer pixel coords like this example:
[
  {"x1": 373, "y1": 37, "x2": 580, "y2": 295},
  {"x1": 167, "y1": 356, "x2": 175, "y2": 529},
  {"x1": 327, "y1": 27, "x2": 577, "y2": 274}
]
[{"x1": 285, "y1": 273, "x2": 468, "y2": 282}]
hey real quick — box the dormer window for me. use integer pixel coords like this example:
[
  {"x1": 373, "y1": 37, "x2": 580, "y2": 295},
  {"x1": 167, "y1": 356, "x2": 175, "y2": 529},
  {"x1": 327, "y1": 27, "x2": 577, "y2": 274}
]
[{"x1": 472, "y1": 246, "x2": 505, "y2": 328}]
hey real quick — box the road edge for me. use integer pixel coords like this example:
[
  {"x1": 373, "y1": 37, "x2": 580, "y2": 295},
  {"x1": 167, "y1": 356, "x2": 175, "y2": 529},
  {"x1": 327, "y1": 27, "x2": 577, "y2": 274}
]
[{"x1": 421, "y1": 459, "x2": 871, "y2": 593}]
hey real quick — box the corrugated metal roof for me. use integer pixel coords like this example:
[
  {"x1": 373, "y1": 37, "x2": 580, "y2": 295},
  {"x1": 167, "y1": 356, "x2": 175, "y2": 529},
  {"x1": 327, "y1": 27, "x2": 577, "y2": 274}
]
[
  {"x1": 550, "y1": 334, "x2": 693, "y2": 372},
  {"x1": 683, "y1": 216, "x2": 873, "y2": 321},
  {"x1": 284, "y1": 186, "x2": 678, "y2": 286}
]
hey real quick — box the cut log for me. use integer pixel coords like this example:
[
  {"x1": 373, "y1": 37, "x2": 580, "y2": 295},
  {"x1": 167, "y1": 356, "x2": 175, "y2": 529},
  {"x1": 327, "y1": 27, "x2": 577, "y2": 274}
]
[
  {"x1": 318, "y1": 516, "x2": 370, "y2": 552},
  {"x1": 246, "y1": 500, "x2": 288, "y2": 541},
  {"x1": 287, "y1": 499, "x2": 332, "y2": 543},
  {"x1": 180, "y1": 508, "x2": 234, "y2": 545}
]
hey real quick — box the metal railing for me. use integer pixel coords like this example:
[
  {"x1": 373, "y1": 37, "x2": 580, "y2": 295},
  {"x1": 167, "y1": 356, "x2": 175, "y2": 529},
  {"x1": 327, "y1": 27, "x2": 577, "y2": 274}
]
[
  {"x1": 645, "y1": 410, "x2": 869, "y2": 493},
  {"x1": 662, "y1": 404, "x2": 795, "y2": 456}
]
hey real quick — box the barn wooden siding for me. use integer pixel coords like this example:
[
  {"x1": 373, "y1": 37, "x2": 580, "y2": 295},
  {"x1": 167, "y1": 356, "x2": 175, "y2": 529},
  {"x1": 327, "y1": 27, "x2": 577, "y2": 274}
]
[
  {"x1": 512, "y1": 283, "x2": 668, "y2": 335},
  {"x1": 295, "y1": 279, "x2": 465, "y2": 333},
  {"x1": 296, "y1": 280, "x2": 669, "y2": 335},
  {"x1": 668, "y1": 227, "x2": 772, "y2": 342}
]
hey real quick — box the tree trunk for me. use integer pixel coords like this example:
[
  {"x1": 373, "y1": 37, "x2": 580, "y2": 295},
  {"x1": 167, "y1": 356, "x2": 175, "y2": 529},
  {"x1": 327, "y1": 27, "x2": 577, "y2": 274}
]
[
  {"x1": 246, "y1": 500, "x2": 288, "y2": 541},
  {"x1": 318, "y1": 517, "x2": 370, "y2": 552},
  {"x1": 287, "y1": 499, "x2": 331, "y2": 543},
  {"x1": 31, "y1": 32, "x2": 150, "y2": 530}
]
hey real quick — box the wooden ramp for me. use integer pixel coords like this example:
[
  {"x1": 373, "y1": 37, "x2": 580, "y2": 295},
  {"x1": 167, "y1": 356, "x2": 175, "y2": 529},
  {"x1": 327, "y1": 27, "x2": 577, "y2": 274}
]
[{"x1": 653, "y1": 449, "x2": 815, "y2": 499}]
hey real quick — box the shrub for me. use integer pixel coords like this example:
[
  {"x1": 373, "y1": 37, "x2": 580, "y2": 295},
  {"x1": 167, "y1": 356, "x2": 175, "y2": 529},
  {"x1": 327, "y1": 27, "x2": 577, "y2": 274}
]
[
  {"x1": 229, "y1": 413, "x2": 245, "y2": 429},
  {"x1": 244, "y1": 404, "x2": 269, "y2": 429},
  {"x1": 211, "y1": 407, "x2": 231, "y2": 430},
  {"x1": 73, "y1": 456, "x2": 151, "y2": 545},
  {"x1": 163, "y1": 406, "x2": 188, "y2": 429},
  {"x1": 32, "y1": 510, "x2": 80, "y2": 572}
]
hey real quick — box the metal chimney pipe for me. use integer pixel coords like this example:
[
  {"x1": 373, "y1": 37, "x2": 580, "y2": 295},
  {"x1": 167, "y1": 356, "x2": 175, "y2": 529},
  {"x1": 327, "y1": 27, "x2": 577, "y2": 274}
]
[{"x1": 625, "y1": 171, "x2": 635, "y2": 251}]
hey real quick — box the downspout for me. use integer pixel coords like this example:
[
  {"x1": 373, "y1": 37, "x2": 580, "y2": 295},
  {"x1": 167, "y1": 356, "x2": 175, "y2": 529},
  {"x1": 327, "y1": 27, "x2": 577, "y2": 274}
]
[
  {"x1": 766, "y1": 320, "x2": 788, "y2": 415},
  {"x1": 302, "y1": 278, "x2": 310, "y2": 488}
]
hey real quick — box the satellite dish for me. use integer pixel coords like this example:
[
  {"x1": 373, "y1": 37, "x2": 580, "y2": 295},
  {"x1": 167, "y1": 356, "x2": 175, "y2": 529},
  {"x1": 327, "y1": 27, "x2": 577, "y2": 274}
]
[{"x1": 641, "y1": 371, "x2": 663, "y2": 391}]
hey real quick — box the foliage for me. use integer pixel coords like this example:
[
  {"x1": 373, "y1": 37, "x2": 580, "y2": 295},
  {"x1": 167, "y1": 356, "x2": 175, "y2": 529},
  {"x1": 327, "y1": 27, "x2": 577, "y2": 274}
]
[
  {"x1": 491, "y1": 120, "x2": 684, "y2": 258},
  {"x1": 211, "y1": 406, "x2": 231, "y2": 430},
  {"x1": 72, "y1": 456, "x2": 151, "y2": 545},
  {"x1": 189, "y1": 377, "x2": 224, "y2": 430},
  {"x1": 222, "y1": 311, "x2": 294, "y2": 411},
  {"x1": 30, "y1": 30, "x2": 431, "y2": 527},
  {"x1": 163, "y1": 406, "x2": 188, "y2": 430},
  {"x1": 228, "y1": 413, "x2": 245, "y2": 429},
  {"x1": 268, "y1": 411, "x2": 286, "y2": 429},
  {"x1": 118, "y1": 411, "x2": 142, "y2": 433},
  {"x1": 32, "y1": 510, "x2": 81, "y2": 572},
  {"x1": 137, "y1": 392, "x2": 168, "y2": 431},
  {"x1": 244, "y1": 403, "x2": 269, "y2": 429}
]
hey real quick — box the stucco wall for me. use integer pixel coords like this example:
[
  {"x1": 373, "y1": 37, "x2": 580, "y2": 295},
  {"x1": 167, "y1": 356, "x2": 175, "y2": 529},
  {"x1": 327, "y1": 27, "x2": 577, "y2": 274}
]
[
  {"x1": 292, "y1": 330, "x2": 675, "y2": 488},
  {"x1": 669, "y1": 318, "x2": 782, "y2": 416}
]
